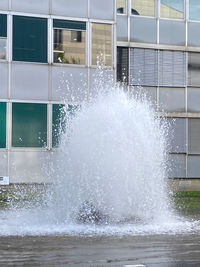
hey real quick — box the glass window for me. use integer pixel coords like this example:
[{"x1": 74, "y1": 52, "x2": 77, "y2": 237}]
[
  {"x1": 92, "y1": 23, "x2": 112, "y2": 66},
  {"x1": 117, "y1": 0, "x2": 126, "y2": 14},
  {"x1": 131, "y1": 0, "x2": 155, "y2": 17},
  {"x1": 188, "y1": 52, "x2": 200, "y2": 86},
  {"x1": 53, "y1": 19, "x2": 86, "y2": 65},
  {"x1": 12, "y1": 103, "x2": 47, "y2": 148},
  {"x1": 188, "y1": 119, "x2": 200, "y2": 154},
  {"x1": 160, "y1": 0, "x2": 184, "y2": 19},
  {"x1": 52, "y1": 104, "x2": 66, "y2": 148},
  {"x1": 0, "y1": 14, "x2": 7, "y2": 60},
  {"x1": 0, "y1": 102, "x2": 6, "y2": 148},
  {"x1": 13, "y1": 16, "x2": 47, "y2": 63},
  {"x1": 52, "y1": 104, "x2": 79, "y2": 148},
  {"x1": 117, "y1": 47, "x2": 129, "y2": 84},
  {"x1": 189, "y1": 0, "x2": 200, "y2": 21}
]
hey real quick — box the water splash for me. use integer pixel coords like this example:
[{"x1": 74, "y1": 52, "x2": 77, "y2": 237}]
[
  {"x1": 51, "y1": 86, "x2": 171, "y2": 225},
  {"x1": 0, "y1": 69, "x2": 199, "y2": 236}
]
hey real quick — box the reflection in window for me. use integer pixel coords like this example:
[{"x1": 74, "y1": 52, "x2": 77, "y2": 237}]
[
  {"x1": 92, "y1": 23, "x2": 112, "y2": 66},
  {"x1": 117, "y1": 0, "x2": 126, "y2": 14},
  {"x1": 160, "y1": 0, "x2": 184, "y2": 19},
  {"x1": 131, "y1": 0, "x2": 155, "y2": 17},
  {"x1": 189, "y1": 0, "x2": 200, "y2": 20},
  {"x1": 0, "y1": 14, "x2": 7, "y2": 60},
  {"x1": 54, "y1": 29, "x2": 85, "y2": 64},
  {"x1": 188, "y1": 52, "x2": 200, "y2": 86},
  {"x1": 0, "y1": 38, "x2": 6, "y2": 60}
]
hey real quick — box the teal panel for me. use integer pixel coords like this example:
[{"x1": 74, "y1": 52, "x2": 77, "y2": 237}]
[
  {"x1": 13, "y1": 16, "x2": 47, "y2": 63},
  {"x1": 0, "y1": 102, "x2": 6, "y2": 148},
  {"x1": 12, "y1": 103, "x2": 47, "y2": 147},
  {"x1": 52, "y1": 104, "x2": 79, "y2": 148},
  {"x1": 53, "y1": 19, "x2": 86, "y2": 30},
  {"x1": 0, "y1": 14, "x2": 7, "y2": 37}
]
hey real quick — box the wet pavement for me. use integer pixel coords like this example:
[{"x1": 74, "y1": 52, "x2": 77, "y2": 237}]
[{"x1": 0, "y1": 234, "x2": 200, "y2": 266}]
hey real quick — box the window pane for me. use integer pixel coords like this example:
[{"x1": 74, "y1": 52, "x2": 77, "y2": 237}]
[
  {"x1": 52, "y1": 104, "x2": 65, "y2": 148},
  {"x1": 188, "y1": 119, "x2": 200, "y2": 154},
  {"x1": 189, "y1": 0, "x2": 200, "y2": 21},
  {"x1": 0, "y1": 38, "x2": 6, "y2": 60},
  {"x1": 131, "y1": 0, "x2": 155, "y2": 16},
  {"x1": 52, "y1": 104, "x2": 79, "y2": 148},
  {"x1": 0, "y1": 14, "x2": 7, "y2": 37},
  {"x1": 13, "y1": 16, "x2": 47, "y2": 63},
  {"x1": 188, "y1": 52, "x2": 200, "y2": 86},
  {"x1": 117, "y1": 0, "x2": 126, "y2": 14},
  {"x1": 12, "y1": 103, "x2": 47, "y2": 147},
  {"x1": 54, "y1": 29, "x2": 85, "y2": 64},
  {"x1": 0, "y1": 102, "x2": 6, "y2": 148},
  {"x1": 160, "y1": 0, "x2": 184, "y2": 19},
  {"x1": 92, "y1": 23, "x2": 112, "y2": 66},
  {"x1": 117, "y1": 47, "x2": 129, "y2": 84}
]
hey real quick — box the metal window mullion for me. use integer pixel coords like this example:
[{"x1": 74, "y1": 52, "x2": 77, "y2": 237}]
[
  {"x1": 47, "y1": 103, "x2": 52, "y2": 150},
  {"x1": 48, "y1": 18, "x2": 53, "y2": 64}
]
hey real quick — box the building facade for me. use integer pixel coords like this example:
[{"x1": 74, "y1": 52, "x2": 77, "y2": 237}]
[{"x1": 0, "y1": 0, "x2": 200, "y2": 184}]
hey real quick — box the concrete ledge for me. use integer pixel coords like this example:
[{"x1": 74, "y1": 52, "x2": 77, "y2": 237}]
[{"x1": 168, "y1": 178, "x2": 200, "y2": 191}]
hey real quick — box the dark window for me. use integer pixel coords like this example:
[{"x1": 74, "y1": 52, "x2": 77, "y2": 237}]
[
  {"x1": 0, "y1": 14, "x2": 7, "y2": 37},
  {"x1": 13, "y1": 16, "x2": 47, "y2": 63},
  {"x1": 12, "y1": 103, "x2": 47, "y2": 147},
  {"x1": 117, "y1": 47, "x2": 129, "y2": 84},
  {"x1": 52, "y1": 104, "x2": 79, "y2": 148},
  {"x1": 0, "y1": 102, "x2": 6, "y2": 148}
]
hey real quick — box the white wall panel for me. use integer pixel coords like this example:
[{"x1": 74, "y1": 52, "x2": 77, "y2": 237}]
[
  {"x1": 0, "y1": 152, "x2": 8, "y2": 177},
  {"x1": 167, "y1": 118, "x2": 187, "y2": 153},
  {"x1": 0, "y1": 0, "x2": 8, "y2": 10},
  {"x1": 130, "y1": 17, "x2": 157, "y2": 44},
  {"x1": 117, "y1": 15, "x2": 128, "y2": 42},
  {"x1": 0, "y1": 62, "x2": 8, "y2": 99},
  {"x1": 188, "y1": 156, "x2": 200, "y2": 178},
  {"x1": 89, "y1": 68, "x2": 114, "y2": 98},
  {"x1": 159, "y1": 20, "x2": 185, "y2": 46},
  {"x1": 188, "y1": 22, "x2": 200, "y2": 47},
  {"x1": 9, "y1": 152, "x2": 51, "y2": 183},
  {"x1": 52, "y1": 66, "x2": 88, "y2": 102},
  {"x1": 168, "y1": 154, "x2": 186, "y2": 178},
  {"x1": 90, "y1": 0, "x2": 114, "y2": 20},
  {"x1": 188, "y1": 87, "x2": 200, "y2": 112},
  {"x1": 11, "y1": 63, "x2": 49, "y2": 100},
  {"x1": 52, "y1": 0, "x2": 88, "y2": 17},
  {"x1": 11, "y1": 0, "x2": 49, "y2": 14},
  {"x1": 159, "y1": 87, "x2": 185, "y2": 112},
  {"x1": 129, "y1": 86, "x2": 157, "y2": 108}
]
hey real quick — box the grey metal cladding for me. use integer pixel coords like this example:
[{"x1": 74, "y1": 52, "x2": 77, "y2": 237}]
[
  {"x1": 130, "y1": 48, "x2": 158, "y2": 86},
  {"x1": 159, "y1": 50, "x2": 186, "y2": 87},
  {"x1": 188, "y1": 156, "x2": 200, "y2": 178}
]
